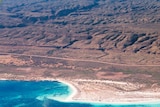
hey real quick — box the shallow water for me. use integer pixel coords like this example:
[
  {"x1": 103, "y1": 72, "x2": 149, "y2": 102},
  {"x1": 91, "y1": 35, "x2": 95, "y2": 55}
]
[{"x1": 0, "y1": 80, "x2": 159, "y2": 107}]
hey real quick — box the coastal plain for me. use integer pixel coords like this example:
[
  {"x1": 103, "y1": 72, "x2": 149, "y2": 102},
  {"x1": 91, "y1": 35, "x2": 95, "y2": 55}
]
[
  {"x1": 0, "y1": 54, "x2": 160, "y2": 103},
  {"x1": 0, "y1": 0, "x2": 160, "y2": 103}
]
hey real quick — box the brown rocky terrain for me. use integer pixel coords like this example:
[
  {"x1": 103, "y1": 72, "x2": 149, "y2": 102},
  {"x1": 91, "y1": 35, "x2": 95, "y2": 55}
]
[
  {"x1": 0, "y1": 0, "x2": 160, "y2": 85},
  {"x1": 0, "y1": 0, "x2": 160, "y2": 55}
]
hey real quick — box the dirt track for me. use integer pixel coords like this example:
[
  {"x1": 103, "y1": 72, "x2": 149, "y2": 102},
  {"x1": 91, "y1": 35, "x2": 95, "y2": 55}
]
[{"x1": 1, "y1": 52, "x2": 160, "y2": 67}]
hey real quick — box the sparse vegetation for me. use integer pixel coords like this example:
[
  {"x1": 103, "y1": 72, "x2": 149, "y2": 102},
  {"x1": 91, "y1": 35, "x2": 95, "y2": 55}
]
[{"x1": 0, "y1": 0, "x2": 160, "y2": 87}]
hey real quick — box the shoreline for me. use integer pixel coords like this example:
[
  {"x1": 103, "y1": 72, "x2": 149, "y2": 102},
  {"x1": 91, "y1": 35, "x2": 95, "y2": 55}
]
[
  {"x1": 57, "y1": 79, "x2": 160, "y2": 105},
  {"x1": 57, "y1": 79, "x2": 78, "y2": 102},
  {"x1": 0, "y1": 78, "x2": 160, "y2": 105}
]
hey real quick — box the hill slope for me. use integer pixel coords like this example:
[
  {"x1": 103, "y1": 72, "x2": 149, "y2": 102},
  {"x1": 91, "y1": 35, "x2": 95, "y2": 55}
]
[{"x1": 0, "y1": 0, "x2": 160, "y2": 64}]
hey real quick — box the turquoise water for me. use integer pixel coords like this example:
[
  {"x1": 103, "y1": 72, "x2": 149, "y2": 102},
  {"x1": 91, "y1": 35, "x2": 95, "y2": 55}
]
[{"x1": 0, "y1": 80, "x2": 159, "y2": 107}]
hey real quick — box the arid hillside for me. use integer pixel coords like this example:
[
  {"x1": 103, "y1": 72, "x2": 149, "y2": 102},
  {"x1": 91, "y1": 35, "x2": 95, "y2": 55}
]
[
  {"x1": 0, "y1": 0, "x2": 160, "y2": 89},
  {"x1": 0, "y1": 0, "x2": 160, "y2": 65}
]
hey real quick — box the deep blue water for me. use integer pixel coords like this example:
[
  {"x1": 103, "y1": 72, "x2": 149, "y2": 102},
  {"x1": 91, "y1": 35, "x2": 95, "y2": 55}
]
[{"x1": 0, "y1": 80, "x2": 159, "y2": 107}]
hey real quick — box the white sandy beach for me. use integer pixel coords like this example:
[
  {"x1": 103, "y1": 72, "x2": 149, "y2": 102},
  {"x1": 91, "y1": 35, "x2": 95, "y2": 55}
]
[
  {"x1": 57, "y1": 79, "x2": 160, "y2": 104},
  {"x1": 57, "y1": 79, "x2": 78, "y2": 102}
]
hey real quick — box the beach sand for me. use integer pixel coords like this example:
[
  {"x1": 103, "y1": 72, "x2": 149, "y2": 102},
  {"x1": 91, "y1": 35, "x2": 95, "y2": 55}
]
[
  {"x1": 57, "y1": 79, "x2": 78, "y2": 102},
  {"x1": 58, "y1": 79, "x2": 160, "y2": 104}
]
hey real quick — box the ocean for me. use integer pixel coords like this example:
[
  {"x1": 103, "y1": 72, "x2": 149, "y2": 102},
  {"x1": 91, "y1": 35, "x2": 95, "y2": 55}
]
[{"x1": 0, "y1": 80, "x2": 159, "y2": 107}]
